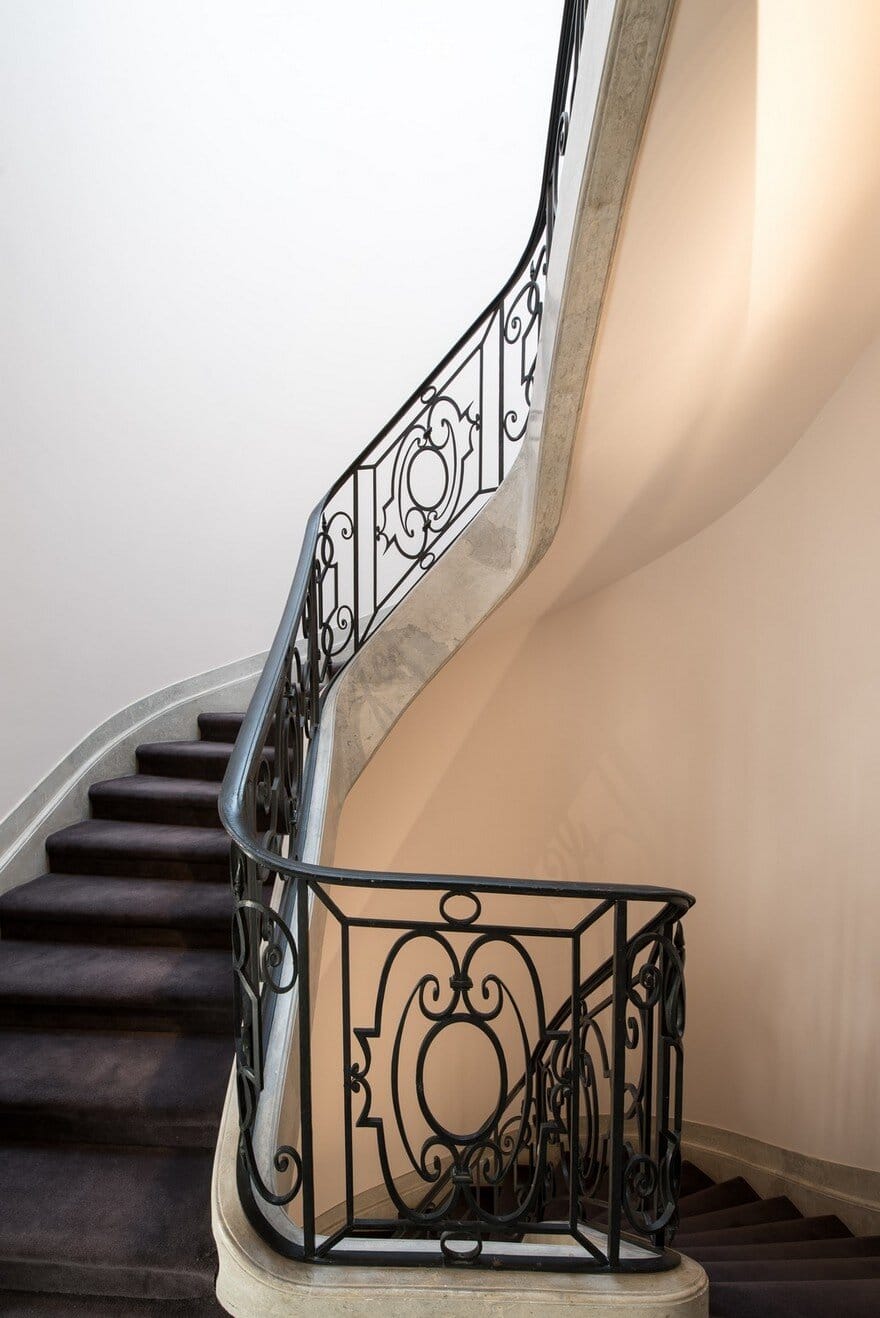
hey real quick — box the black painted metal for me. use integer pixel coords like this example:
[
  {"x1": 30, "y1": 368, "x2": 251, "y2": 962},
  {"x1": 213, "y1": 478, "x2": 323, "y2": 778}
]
[{"x1": 220, "y1": 0, "x2": 694, "y2": 1273}]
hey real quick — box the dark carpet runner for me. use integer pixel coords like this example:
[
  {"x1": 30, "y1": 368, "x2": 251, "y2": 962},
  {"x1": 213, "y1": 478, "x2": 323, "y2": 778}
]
[{"x1": 0, "y1": 710, "x2": 248, "y2": 1312}]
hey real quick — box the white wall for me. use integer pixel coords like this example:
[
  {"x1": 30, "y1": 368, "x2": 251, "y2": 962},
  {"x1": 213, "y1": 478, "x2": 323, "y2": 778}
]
[{"x1": 0, "y1": 0, "x2": 563, "y2": 820}]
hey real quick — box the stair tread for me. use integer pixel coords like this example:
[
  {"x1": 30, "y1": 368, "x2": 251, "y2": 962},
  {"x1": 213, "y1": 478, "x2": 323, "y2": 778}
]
[
  {"x1": 88, "y1": 775, "x2": 223, "y2": 829},
  {"x1": 678, "y1": 1212, "x2": 851, "y2": 1248},
  {"x1": 705, "y1": 1256, "x2": 880, "y2": 1282},
  {"x1": 0, "y1": 941, "x2": 230, "y2": 1012},
  {"x1": 139, "y1": 740, "x2": 236, "y2": 758},
  {"x1": 90, "y1": 776, "x2": 222, "y2": 805},
  {"x1": 690, "y1": 1234, "x2": 880, "y2": 1263},
  {"x1": 197, "y1": 712, "x2": 247, "y2": 743},
  {"x1": 137, "y1": 740, "x2": 273, "y2": 781},
  {"x1": 0, "y1": 874, "x2": 230, "y2": 928},
  {"x1": 708, "y1": 1277, "x2": 880, "y2": 1318},
  {"x1": 677, "y1": 1194, "x2": 800, "y2": 1236},
  {"x1": 680, "y1": 1177, "x2": 759, "y2": 1218},
  {"x1": 0, "y1": 1295, "x2": 225, "y2": 1316},
  {"x1": 0, "y1": 1030, "x2": 229, "y2": 1146},
  {"x1": 678, "y1": 1161, "x2": 715, "y2": 1197},
  {"x1": 0, "y1": 1143, "x2": 216, "y2": 1298},
  {"x1": 46, "y1": 820, "x2": 229, "y2": 862}
]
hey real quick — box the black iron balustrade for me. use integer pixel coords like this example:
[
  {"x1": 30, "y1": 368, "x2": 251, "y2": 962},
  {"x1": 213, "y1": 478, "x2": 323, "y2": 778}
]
[{"x1": 220, "y1": 0, "x2": 694, "y2": 1274}]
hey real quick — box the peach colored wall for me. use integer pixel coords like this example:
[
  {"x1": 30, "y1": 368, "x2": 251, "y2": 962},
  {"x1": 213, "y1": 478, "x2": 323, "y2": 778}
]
[{"x1": 335, "y1": 0, "x2": 880, "y2": 1173}]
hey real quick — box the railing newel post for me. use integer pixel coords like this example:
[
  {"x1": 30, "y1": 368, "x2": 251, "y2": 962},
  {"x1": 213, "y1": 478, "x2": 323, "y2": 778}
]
[
  {"x1": 568, "y1": 926, "x2": 582, "y2": 1239},
  {"x1": 607, "y1": 899, "x2": 628, "y2": 1269},
  {"x1": 297, "y1": 877, "x2": 316, "y2": 1257}
]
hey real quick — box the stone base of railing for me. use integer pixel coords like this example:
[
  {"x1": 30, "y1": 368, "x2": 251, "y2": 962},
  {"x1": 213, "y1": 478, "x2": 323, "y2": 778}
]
[{"x1": 211, "y1": 1077, "x2": 709, "y2": 1318}]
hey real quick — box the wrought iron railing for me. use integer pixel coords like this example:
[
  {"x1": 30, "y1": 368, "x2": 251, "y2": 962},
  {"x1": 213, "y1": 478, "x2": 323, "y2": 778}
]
[{"x1": 219, "y1": 0, "x2": 694, "y2": 1273}]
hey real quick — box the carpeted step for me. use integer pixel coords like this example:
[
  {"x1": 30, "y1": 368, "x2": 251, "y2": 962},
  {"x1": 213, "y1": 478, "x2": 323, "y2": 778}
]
[
  {"x1": 0, "y1": 941, "x2": 232, "y2": 1033},
  {"x1": 0, "y1": 1031, "x2": 230, "y2": 1147},
  {"x1": 137, "y1": 742, "x2": 240, "y2": 782},
  {"x1": 0, "y1": 1294, "x2": 226, "y2": 1316},
  {"x1": 686, "y1": 1235, "x2": 880, "y2": 1263},
  {"x1": 709, "y1": 1277, "x2": 880, "y2": 1318},
  {"x1": 676, "y1": 1194, "x2": 800, "y2": 1237},
  {"x1": 677, "y1": 1213, "x2": 851, "y2": 1249},
  {"x1": 0, "y1": 1144, "x2": 217, "y2": 1300},
  {"x1": 0, "y1": 874, "x2": 231, "y2": 948},
  {"x1": 197, "y1": 712, "x2": 255, "y2": 744},
  {"x1": 679, "y1": 1177, "x2": 759, "y2": 1218},
  {"x1": 705, "y1": 1256, "x2": 880, "y2": 1283},
  {"x1": 46, "y1": 820, "x2": 229, "y2": 880},
  {"x1": 679, "y1": 1161, "x2": 715, "y2": 1197},
  {"x1": 541, "y1": 1161, "x2": 715, "y2": 1226},
  {"x1": 89, "y1": 776, "x2": 222, "y2": 829}
]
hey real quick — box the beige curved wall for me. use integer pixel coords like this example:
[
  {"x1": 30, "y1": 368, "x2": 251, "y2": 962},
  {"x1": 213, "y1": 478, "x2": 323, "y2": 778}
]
[{"x1": 335, "y1": 0, "x2": 880, "y2": 1174}]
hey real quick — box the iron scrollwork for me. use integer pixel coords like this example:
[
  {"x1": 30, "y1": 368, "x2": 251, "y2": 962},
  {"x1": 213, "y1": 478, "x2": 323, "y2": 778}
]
[
  {"x1": 620, "y1": 924, "x2": 687, "y2": 1243},
  {"x1": 348, "y1": 922, "x2": 559, "y2": 1239}
]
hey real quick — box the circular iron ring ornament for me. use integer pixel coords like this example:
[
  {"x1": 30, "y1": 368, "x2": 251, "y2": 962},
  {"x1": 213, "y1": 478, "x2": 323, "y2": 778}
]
[
  {"x1": 439, "y1": 889, "x2": 482, "y2": 926},
  {"x1": 440, "y1": 1230, "x2": 483, "y2": 1263},
  {"x1": 406, "y1": 443, "x2": 450, "y2": 514},
  {"x1": 415, "y1": 1015, "x2": 508, "y2": 1146}
]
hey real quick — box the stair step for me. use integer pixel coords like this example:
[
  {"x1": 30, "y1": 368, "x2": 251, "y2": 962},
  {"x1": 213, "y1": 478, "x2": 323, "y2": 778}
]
[
  {"x1": 0, "y1": 1144, "x2": 217, "y2": 1299},
  {"x1": 677, "y1": 1213, "x2": 851, "y2": 1249},
  {"x1": 677, "y1": 1194, "x2": 800, "y2": 1237},
  {"x1": 0, "y1": 875, "x2": 231, "y2": 948},
  {"x1": 686, "y1": 1235, "x2": 880, "y2": 1263},
  {"x1": 709, "y1": 1278, "x2": 880, "y2": 1318},
  {"x1": 0, "y1": 1295, "x2": 226, "y2": 1316},
  {"x1": 89, "y1": 776, "x2": 221, "y2": 828},
  {"x1": 137, "y1": 741, "x2": 243, "y2": 782},
  {"x1": 679, "y1": 1161, "x2": 715, "y2": 1198},
  {"x1": 197, "y1": 711, "x2": 254, "y2": 744},
  {"x1": 542, "y1": 1161, "x2": 716, "y2": 1227},
  {"x1": 706, "y1": 1255, "x2": 880, "y2": 1283},
  {"x1": 0, "y1": 1031, "x2": 229, "y2": 1147},
  {"x1": 46, "y1": 820, "x2": 229, "y2": 880},
  {"x1": 0, "y1": 941, "x2": 232, "y2": 1033},
  {"x1": 680, "y1": 1176, "x2": 758, "y2": 1218}
]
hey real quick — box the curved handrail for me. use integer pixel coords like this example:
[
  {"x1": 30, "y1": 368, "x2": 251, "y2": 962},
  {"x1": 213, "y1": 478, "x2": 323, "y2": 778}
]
[
  {"x1": 221, "y1": 1, "x2": 589, "y2": 861},
  {"x1": 219, "y1": 0, "x2": 694, "y2": 1274}
]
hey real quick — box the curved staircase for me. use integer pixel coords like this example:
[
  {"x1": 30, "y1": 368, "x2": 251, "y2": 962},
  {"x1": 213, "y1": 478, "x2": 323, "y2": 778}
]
[
  {"x1": 0, "y1": 712, "x2": 249, "y2": 1314},
  {"x1": 2, "y1": 1, "x2": 877, "y2": 1314}
]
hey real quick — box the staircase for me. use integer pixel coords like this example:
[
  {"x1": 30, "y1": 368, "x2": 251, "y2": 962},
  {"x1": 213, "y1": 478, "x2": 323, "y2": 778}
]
[
  {"x1": 0, "y1": 711, "x2": 249, "y2": 1314},
  {"x1": 2, "y1": 1, "x2": 876, "y2": 1313},
  {"x1": 537, "y1": 1160, "x2": 880, "y2": 1314}
]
